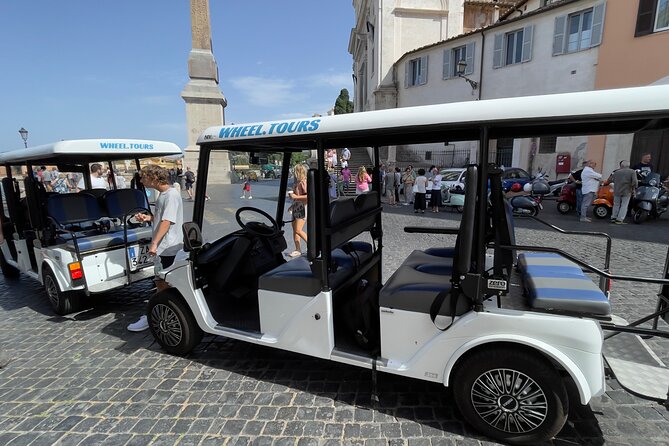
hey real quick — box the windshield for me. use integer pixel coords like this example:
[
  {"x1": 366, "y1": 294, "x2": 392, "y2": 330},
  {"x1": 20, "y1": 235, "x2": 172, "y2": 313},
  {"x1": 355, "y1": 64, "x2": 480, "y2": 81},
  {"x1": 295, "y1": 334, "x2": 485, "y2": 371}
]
[{"x1": 441, "y1": 171, "x2": 463, "y2": 181}]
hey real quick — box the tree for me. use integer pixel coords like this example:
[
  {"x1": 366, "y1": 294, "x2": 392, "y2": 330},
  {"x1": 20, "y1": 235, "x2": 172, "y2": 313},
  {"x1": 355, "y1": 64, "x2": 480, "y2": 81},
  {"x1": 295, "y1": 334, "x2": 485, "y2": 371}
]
[{"x1": 334, "y1": 88, "x2": 354, "y2": 115}]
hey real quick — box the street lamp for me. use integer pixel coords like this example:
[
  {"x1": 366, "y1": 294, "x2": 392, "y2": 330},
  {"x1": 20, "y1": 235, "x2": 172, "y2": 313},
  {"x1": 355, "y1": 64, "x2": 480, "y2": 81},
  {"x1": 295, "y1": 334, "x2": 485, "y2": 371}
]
[
  {"x1": 456, "y1": 60, "x2": 478, "y2": 91},
  {"x1": 18, "y1": 127, "x2": 28, "y2": 148}
]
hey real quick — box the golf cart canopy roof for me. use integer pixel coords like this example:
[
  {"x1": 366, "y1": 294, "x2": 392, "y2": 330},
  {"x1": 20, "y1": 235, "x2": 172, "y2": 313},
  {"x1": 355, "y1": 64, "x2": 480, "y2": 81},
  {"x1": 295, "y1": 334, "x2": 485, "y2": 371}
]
[
  {"x1": 197, "y1": 85, "x2": 669, "y2": 150},
  {"x1": 0, "y1": 139, "x2": 183, "y2": 164}
]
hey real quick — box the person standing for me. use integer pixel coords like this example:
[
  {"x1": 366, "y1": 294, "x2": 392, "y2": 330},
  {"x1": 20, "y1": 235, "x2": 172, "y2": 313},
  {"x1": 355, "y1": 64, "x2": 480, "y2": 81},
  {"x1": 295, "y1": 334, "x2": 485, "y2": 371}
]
[
  {"x1": 429, "y1": 167, "x2": 442, "y2": 213},
  {"x1": 355, "y1": 166, "x2": 372, "y2": 195},
  {"x1": 610, "y1": 160, "x2": 638, "y2": 224},
  {"x1": 340, "y1": 147, "x2": 351, "y2": 169},
  {"x1": 76, "y1": 163, "x2": 108, "y2": 191},
  {"x1": 413, "y1": 168, "x2": 428, "y2": 214},
  {"x1": 580, "y1": 160, "x2": 603, "y2": 222},
  {"x1": 632, "y1": 152, "x2": 653, "y2": 175},
  {"x1": 402, "y1": 166, "x2": 416, "y2": 205},
  {"x1": 385, "y1": 165, "x2": 396, "y2": 206},
  {"x1": 240, "y1": 175, "x2": 252, "y2": 199},
  {"x1": 183, "y1": 166, "x2": 195, "y2": 200},
  {"x1": 288, "y1": 164, "x2": 308, "y2": 258},
  {"x1": 127, "y1": 165, "x2": 184, "y2": 332},
  {"x1": 568, "y1": 161, "x2": 587, "y2": 218},
  {"x1": 341, "y1": 165, "x2": 351, "y2": 193}
]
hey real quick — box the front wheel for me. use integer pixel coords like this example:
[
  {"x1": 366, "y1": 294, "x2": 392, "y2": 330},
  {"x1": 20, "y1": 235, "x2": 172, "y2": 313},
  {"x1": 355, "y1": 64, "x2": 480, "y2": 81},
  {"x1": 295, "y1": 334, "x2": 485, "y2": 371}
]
[
  {"x1": 557, "y1": 201, "x2": 571, "y2": 214},
  {"x1": 43, "y1": 267, "x2": 81, "y2": 315},
  {"x1": 148, "y1": 290, "x2": 203, "y2": 356},
  {"x1": 455, "y1": 205, "x2": 464, "y2": 213},
  {"x1": 593, "y1": 204, "x2": 610, "y2": 219},
  {"x1": 633, "y1": 209, "x2": 649, "y2": 224},
  {"x1": 453, "y1": 348, "x2": 568, "y2": 445}
]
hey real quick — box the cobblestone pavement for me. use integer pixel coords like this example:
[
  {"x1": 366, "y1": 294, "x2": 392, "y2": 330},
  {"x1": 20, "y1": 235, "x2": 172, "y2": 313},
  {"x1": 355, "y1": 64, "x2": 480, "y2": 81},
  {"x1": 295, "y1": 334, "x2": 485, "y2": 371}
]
[{"x1": 1, "y1": 183, "x2": 669, "y2": 445}]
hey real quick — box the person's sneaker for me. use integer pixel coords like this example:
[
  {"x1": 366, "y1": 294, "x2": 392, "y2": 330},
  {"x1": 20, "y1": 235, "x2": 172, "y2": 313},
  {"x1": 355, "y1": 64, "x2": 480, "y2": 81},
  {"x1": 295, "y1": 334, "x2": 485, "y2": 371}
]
[
  {"x1": 615, "y1": 220, "x2": 627, "y2": 224},
  {"x1": 240, "y1": 196, "x2": 245, "y2": 199},
  {"x1": 127, "y1": 315, "x2": 149, "y2": 332},
  {"x1": 248, "y1": 196, "x2": 252, "y2": 199},
  {"x1": 580, "y1": 217, "x2": 592, "y2": 222}
]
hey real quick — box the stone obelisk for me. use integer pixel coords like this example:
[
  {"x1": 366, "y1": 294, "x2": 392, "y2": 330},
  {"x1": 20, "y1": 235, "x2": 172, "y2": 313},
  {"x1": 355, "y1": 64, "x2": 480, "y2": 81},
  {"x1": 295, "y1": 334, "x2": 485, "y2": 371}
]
[{"x1": 181, "y1": 0, "x2": 231, "y2": 184}]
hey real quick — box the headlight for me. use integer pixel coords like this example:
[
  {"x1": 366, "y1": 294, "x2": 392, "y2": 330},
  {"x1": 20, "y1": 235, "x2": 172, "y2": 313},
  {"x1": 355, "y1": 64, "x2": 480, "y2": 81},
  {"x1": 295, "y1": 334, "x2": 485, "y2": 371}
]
[{"x1": 650, "y1": 179, "x2": 658, "y2": 187}]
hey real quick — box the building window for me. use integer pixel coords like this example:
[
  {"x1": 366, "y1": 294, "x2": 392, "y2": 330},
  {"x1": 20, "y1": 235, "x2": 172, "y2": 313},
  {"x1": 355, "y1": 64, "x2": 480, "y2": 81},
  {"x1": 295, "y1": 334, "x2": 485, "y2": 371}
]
[
  {"x1": 442, "y1": 42, "x2": 475, "y2": 79},
  {"x1": 493, "y1": 26, "x2": 534, "y2": 68},
  {"x1": 637, "y1": 0, "x2": 669, "y2": 36},
  {"x1": 553, "y1": 3, "x2": 605, "y2": 55},
  {"x1": 539, "y1": 136, "x2": 557, "y2": 154},
  {"x1": 405, "y1": 56, "x2": 428, "y2": 88}
]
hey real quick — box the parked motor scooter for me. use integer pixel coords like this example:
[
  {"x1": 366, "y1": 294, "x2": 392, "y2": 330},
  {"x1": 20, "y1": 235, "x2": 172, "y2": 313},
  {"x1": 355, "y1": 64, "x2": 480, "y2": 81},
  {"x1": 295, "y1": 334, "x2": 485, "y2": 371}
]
[
  {"x1": 592, "y1": 183, "x2": 614, "y2": 219},
  {"x1": 557, "y1": 182, "x2": 576, "y2": 214},
  {"x1": 506, "y1": 182, "x2": 549, "y2": 216},
  {"x1": 441, "y1": 186, "x2": 465, "y2": 212},
  {"x1": 534, "y1": 169, "x2": 567, "y2": 196},
  {"x1": 632, "y1": 171, "x2": 669, "y2": 224}
]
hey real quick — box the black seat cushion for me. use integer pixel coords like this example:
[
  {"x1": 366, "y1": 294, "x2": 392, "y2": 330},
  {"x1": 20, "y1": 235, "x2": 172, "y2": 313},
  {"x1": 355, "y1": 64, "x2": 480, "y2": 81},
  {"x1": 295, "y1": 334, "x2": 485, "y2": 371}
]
[
  {"x1": 47, "y1": 193, "x2": 106, "y2": 225},
  {"x1": 103, "y1": 189, "x2": 149, "y2": 218}
]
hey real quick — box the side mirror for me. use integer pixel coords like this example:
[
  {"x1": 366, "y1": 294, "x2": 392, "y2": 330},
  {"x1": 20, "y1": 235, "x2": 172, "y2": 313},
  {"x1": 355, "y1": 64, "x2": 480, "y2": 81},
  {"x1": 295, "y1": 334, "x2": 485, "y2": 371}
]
[{"x1": 182, "y1": 222, "x2": 203, "y2": 252}]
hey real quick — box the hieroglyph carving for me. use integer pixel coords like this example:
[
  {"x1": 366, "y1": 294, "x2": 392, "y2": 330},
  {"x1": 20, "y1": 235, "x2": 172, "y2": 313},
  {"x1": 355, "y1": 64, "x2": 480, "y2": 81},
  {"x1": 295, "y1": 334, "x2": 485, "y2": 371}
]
[{"x1": 191, "y1": 0, "x2": 212, "y2": 51}]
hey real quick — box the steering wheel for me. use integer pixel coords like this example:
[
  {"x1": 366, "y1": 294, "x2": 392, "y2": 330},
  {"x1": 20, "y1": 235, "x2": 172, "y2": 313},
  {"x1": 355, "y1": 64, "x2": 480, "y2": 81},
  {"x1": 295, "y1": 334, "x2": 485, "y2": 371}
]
[{"x1": 235, "y1": 206, "x2": 280, "y2": 238}]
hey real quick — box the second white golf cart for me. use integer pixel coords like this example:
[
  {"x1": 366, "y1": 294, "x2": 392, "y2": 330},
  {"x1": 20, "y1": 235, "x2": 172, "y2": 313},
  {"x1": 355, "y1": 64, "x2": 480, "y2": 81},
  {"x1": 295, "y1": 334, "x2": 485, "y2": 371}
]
[
  {"x1": 0, "y1": 139, "x2": 182, "y2": 314},
  {"x1": 149, "y1": 86, "x2": 669, "y2": 444}
]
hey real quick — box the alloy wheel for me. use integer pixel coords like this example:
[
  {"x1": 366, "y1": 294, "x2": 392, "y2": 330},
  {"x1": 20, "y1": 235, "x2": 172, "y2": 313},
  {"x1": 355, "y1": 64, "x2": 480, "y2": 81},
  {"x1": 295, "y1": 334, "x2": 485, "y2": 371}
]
[
  {"x1": 470, "y1": 368, "x2": 548, "y2": 434},
  {"x1": 44, "y1": 275, "x2": 60, "y2": 308},
  {"x1": 151, "y1": 303, "x2": 183, "y2": 347}
]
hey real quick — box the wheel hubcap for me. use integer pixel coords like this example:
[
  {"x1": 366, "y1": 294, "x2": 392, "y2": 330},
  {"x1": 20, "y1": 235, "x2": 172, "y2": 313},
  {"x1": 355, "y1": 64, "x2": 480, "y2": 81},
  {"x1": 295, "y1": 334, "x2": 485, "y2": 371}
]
[
  {"x1": 471, "y1": 368, "x2": 548, "y2": 433},
  {"x1": 45, "y1": 276, "x2": 59, "y2": 308},
  {"x1": 150, "y1": 304, "x2": 183, "y2": 347}
]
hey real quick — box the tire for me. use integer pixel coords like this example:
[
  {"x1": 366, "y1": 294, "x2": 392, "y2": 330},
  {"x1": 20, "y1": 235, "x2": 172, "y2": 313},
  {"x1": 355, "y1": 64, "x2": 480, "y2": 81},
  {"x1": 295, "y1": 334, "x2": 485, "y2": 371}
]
[
  {"x1": 148, "y1": 290, "x2": 203, "y2": 356},
  {"x1": 557, "y1": 201, "x2": 571, "y2": 215},
  {"x1": 43, "y1": 267, "x2": 80, "y2": 315},
  {"x1": 633, "y1": 209, "x2": 648, "y2": 224},
  {"x1": 528, "y1": 206, "x2": 539, "y2": 217},
  {"x1": 456, "y1": 205, "x2": 464, "y2": 213},
  {"x1": 452, "y1": 348, "x2": 568, "y2": 445},
  {"x1": 0, "y1": 249, "x2": 20, "y2": 279},
  {"x1": 593, "y1": 205, "x2": 610, "y2": 219}
]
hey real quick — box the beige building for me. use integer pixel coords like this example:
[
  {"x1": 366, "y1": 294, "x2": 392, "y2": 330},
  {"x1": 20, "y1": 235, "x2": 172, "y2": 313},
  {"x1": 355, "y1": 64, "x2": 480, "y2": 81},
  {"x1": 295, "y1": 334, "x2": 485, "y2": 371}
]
[{"x1": 589, "y1": 0, "x2": 669, "y2": 176}]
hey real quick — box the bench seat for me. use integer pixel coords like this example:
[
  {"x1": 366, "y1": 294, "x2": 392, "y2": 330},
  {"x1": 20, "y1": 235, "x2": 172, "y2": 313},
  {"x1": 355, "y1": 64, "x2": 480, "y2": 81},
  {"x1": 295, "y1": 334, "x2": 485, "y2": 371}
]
[
  {"x1": 59, "y1": 227, "x2": 153, "y2": 252},
  {"x1": 518, "y1": 253, "x2": 610, "y2": 316},
  {"x1": 379, "y1": 248, "x2": 469, "y2": 317},
  {"x1": 259, "y1": 241, "x2": 373, "y2": 296}
]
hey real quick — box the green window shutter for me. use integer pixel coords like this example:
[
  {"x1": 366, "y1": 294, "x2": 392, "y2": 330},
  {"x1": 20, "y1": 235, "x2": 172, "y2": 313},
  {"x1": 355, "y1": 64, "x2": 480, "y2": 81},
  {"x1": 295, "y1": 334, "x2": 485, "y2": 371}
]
[
  {"x1": 635, "y1": 0, "x2": 657, "y2": 37},
  {"x1": 443, "y1": 49, "x2": 451, "y2": 79},
  {"x1": 521, "y1": 25, "x2": 534, "y2": 62},
  {"x1": 590, "y1": 2, "x2": 606, "y2": 47},
  {"x1": 493, "y1": 33, "x2": 504, "y2": 68},
  {"x1": 553, "y1": 15, "x2": 567, "y2": 55},
  {"x1": 465, "y1": 42, "x2": 475, "y2": 75}
]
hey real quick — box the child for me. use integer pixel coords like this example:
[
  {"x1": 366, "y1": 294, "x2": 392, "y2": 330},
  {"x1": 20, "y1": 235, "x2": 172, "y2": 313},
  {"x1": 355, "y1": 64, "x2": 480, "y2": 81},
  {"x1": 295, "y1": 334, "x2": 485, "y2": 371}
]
[
  {"x1": 341, "y1": 166, "x2": 351, "y2": 192},
  {"x1": 240, "y1": 176, "x2": 252, "y2": 199}
]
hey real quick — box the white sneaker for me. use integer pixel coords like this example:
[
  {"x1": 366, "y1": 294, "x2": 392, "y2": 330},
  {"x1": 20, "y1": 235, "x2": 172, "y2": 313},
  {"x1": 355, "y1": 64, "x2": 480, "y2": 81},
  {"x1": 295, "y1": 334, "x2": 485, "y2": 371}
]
[
  {"x1": 248, "y1": 196, "x2": 252, "y2": 199},
  {"x1": 240, "y1": 196, "x2": 245, "y2": 199},
  {"x1": 127, "y1": 315, "x2": 149, "y2": 332}
]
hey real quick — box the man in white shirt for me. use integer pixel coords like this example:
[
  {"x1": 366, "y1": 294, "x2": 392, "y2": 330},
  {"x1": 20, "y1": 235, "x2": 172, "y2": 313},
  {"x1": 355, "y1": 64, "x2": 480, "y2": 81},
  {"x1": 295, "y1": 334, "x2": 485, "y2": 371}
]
[
  {"x1": 580, "y1": 160, "x2": 602, "y2": 222},
  {"x1": 340, "y1": 147, "x2": 351, "y2": 168},
  {"x1": 76, "y1": 163, "x2": 108, "y2": 191}
]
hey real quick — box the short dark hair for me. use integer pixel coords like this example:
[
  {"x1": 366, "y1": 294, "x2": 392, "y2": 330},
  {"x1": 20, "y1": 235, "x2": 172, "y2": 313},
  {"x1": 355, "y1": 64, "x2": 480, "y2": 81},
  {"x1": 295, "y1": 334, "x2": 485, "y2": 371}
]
[
  {"x1": 90, "y1": 163, "x2": 103, "y2": 174},
  {"x1": 418, "y1": 168, "x2": 426, "y2": 175}
]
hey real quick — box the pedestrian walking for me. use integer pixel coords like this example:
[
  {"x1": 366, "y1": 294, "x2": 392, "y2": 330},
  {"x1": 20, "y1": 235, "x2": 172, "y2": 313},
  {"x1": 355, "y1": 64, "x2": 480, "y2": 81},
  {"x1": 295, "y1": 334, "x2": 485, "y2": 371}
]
[
  {"x1": 355, "y1": 166, "x2": 372, "y2": 195},
  {"x1": 288, "y1": 164, "x2": 308, "y2": 258},
  {"x1": 610, "y1": 160, "x2": 638, "y2": 224},
  {"x1": 240, "y1": 175, "x2": 252, "y2": 199},
  {"x1": 127, "y1": 165, "x2": 183, "y2": 332},
  {"x1": 580, "y1": 160, "x2": 603, "y2": 222}
]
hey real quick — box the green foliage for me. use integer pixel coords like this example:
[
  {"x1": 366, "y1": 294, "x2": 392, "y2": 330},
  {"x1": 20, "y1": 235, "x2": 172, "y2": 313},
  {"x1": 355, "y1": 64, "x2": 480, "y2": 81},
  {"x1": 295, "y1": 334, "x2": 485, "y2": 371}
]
[{"x1": 334, "y1": 88, "x2": 354, "y2": 115}]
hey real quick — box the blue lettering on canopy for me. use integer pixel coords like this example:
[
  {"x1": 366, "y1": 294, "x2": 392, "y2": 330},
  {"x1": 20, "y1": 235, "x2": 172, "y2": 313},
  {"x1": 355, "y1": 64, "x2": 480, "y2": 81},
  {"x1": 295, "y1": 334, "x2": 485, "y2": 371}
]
[
  {"x1": 218, "y1": 118, "x2": 322, "y2": 139},
  {"x1": 99, "y1": 142, "x2": 154, "y2": 149}
]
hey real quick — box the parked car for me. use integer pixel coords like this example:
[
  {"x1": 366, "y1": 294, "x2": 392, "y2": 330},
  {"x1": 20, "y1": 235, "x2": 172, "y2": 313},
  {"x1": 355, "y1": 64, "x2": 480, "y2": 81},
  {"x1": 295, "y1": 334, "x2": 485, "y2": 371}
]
[
  {"x1": 501, "y1": 167, "x2": 532, "y2": 192},
  {"x1": 439, "y1": 168, "x2": 467, "y2": 191}
]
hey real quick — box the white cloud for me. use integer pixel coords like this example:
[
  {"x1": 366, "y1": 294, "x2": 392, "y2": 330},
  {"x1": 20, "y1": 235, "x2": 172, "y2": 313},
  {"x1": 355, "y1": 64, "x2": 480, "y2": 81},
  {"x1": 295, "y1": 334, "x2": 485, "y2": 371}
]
[
  {"x1": 230, "y1": 76, "x2": 305, "y2": 107},
  {"x1": 307, "y1": 72, "x2": 353, "y2": 88}
]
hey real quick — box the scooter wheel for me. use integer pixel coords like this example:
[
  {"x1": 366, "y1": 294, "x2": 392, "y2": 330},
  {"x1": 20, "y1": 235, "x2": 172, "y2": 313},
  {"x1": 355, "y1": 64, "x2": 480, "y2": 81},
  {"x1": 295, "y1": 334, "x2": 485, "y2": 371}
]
[
  {"x1": 456, "y1": 205, "x2": 464, "y2": 213},
  {"x1": 593, "y1": 205, "x2": 610, "y2": 219},
  {"x1": 633, "y1": 209, "x2": 649, "y2": 224},
  {"x1": 557, "y1": 202, "x2": 571, "y2": 214}
]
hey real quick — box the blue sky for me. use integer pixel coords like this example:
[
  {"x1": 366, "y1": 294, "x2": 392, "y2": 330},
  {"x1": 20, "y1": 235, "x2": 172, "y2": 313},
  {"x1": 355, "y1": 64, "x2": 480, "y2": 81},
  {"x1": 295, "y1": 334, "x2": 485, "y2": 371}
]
[{"x1": 0, "y1": 1, "x2": 354, "y2": 151}]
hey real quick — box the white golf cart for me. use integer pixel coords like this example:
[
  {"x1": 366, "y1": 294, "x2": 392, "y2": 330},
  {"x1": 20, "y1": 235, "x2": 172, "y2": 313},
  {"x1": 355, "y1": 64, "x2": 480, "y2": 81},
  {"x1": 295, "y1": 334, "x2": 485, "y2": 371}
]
[
  {"x1": 148, "y1": 86, "x2": 669, "y2": 444},
  {"x1": 0, "y1": 139, "x2": 182, "y2": 314}
]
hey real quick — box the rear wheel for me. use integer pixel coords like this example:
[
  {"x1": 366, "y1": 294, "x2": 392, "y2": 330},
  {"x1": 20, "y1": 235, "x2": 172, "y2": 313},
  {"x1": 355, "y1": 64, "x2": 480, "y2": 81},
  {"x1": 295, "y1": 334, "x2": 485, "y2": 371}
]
[
  {"x1": 148, "y1": 290, "x2": 203, "y2": 356},
  {"x1": 557, "y1": 201, "x2": 571, "y2": 214},
  {"x1": 633, "y1": 209, "x2": 649, "y2": 224},
  {"x1": 593, "y1": 205, "x2": 610, "y2": 219},
  {"x1": 455, "y1": 205, "x2": 464, "y2": 213},
  {"x1": 453, "y1": 348, "x2": 568, "y2": 445},
  {"x1": 43, "y1": 267, "x2": 80, "y2": 315}
]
